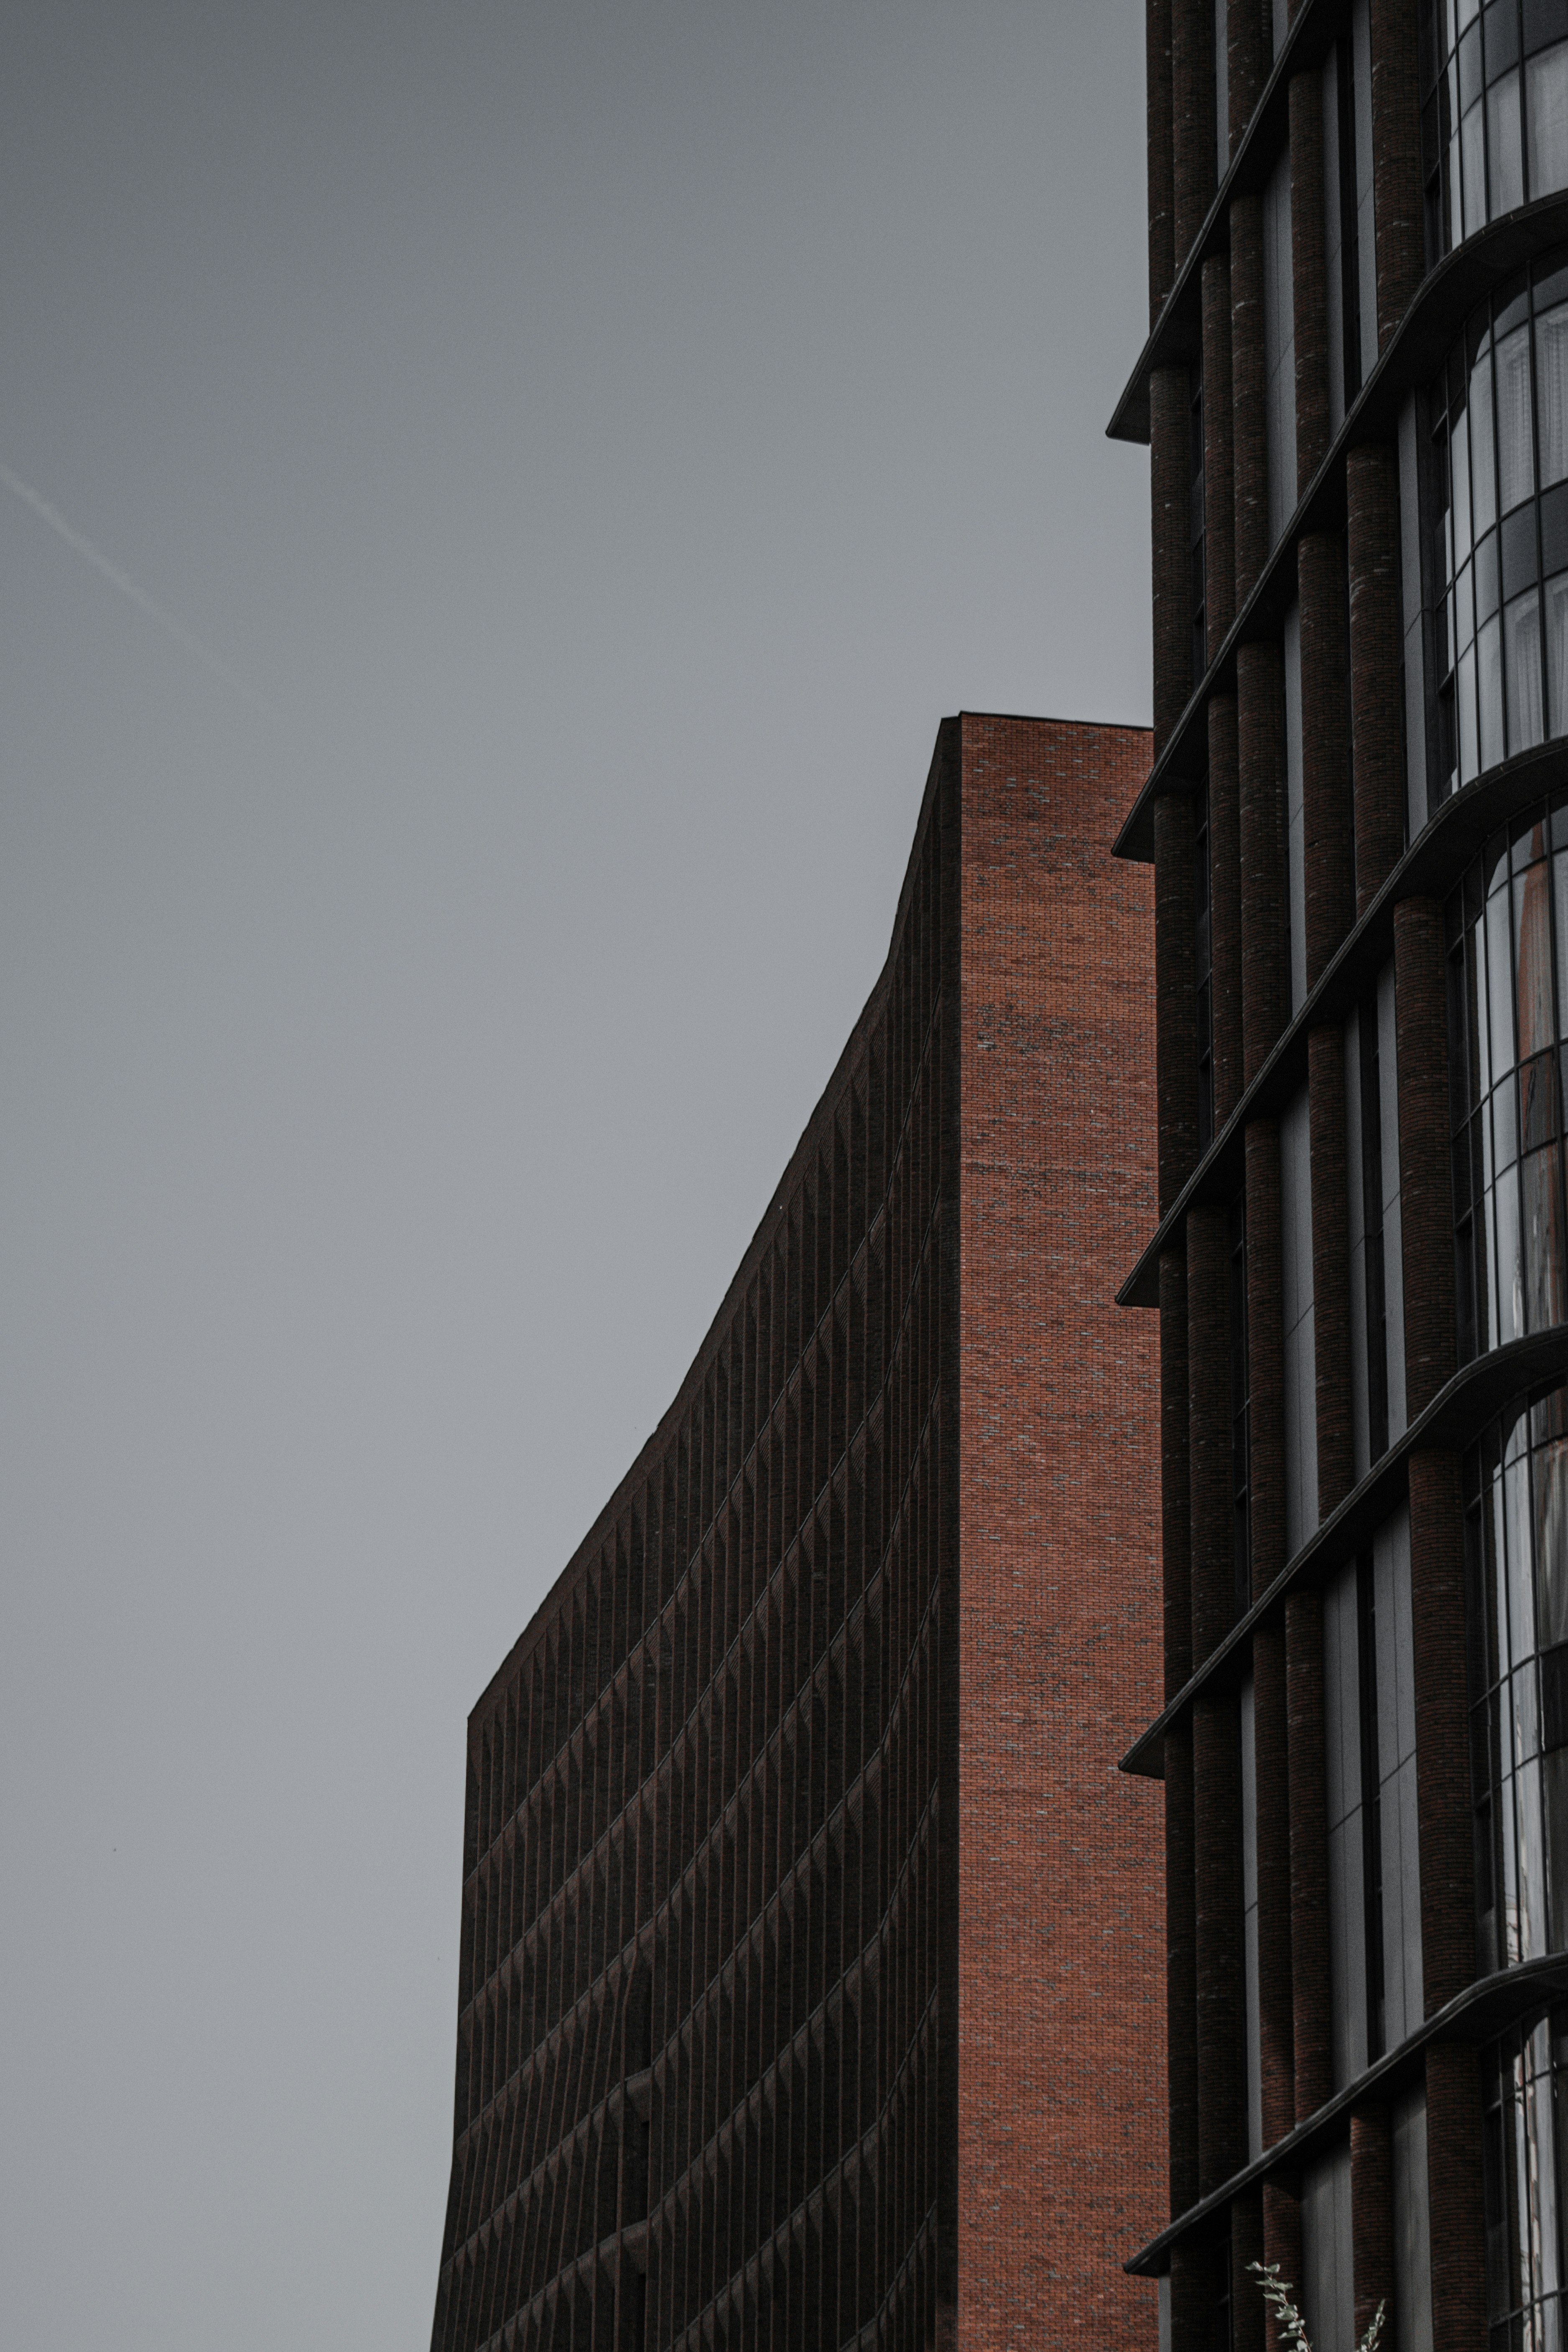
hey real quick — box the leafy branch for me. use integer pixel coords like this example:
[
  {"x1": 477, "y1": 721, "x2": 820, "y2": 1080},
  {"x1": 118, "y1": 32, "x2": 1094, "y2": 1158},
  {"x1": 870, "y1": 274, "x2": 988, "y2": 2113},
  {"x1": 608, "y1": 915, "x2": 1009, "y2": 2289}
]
[{"x1": 1245, "y1": 2261, "x2": 1386, "y2": 2352}]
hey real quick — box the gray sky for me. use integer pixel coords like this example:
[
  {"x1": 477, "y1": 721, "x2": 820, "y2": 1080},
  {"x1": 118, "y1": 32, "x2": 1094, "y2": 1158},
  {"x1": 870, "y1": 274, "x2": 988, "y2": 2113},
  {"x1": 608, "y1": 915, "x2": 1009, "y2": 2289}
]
[{"x1": 0, "y1": 6, "x2": 1149, "y2": 2344}]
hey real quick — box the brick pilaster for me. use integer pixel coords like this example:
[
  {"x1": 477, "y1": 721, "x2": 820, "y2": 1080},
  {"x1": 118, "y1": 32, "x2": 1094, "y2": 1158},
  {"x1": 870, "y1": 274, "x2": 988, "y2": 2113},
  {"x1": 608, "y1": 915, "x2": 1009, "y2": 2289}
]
[
  {"x1": 1408, "y1": 1450, "x2": 1476, "y2": 2015},
  {"x1": 1231, "y1": 195, "x2": 1268, "y2": 607},
  {"x1": 1351, "y1": 2104, "x2": 1394, "y2": 2348},
  {"x1": 1156, "y1": 793, "x2": 1199, "y2": 1216},
  {"x1": 1210, "y1": 693, "x2": 1244, "y2": 1126},
  {"x1": 1170, "y1": 2235, "x2": 1209, "y2": 2352},
  {"x1": 1149, "y1": 0, "x2": 1176, "y2": 324},
  {"x1": 1167, "y1": 1718, "x2": 1200, "y2": 2219},
  {"x1": 1393, "y1": 899, "x2": 1457, "y2": 1419},
  {"x1": 1189, "y1": 1204, "x2": 1234, "y2": 1666},
  {"x1": 1262, "y1": 2180, "x2": 1302, "y2": 2352},
  {"x1": 1238, "y1": 643, "x2": 1288, "y2": 1084},
  {"x1": 1254, "y1": 1622, "x2": 1295, "y2": 2147},
  {"x1": 1162, "y1": 1245, "x2": 1194, "y2": 1702},
  {"x1": 1299, "y1": 532, "x2": 1353, "y2": 987},
  {"x1": 1347, "y1": 445, "x2": 1406, "y2": 915},
  {"x1": 1425, "y1": 2046, "x2": 1488, "y2": 2352},
  {"x1": 1173, "y1": 0, "x2": 1217, "y2": 271},
  {"x1": 1286, "y1": 1588, "x2": 1331, "y2": 2122},
  {"x1": 1309, "y1": 1027, "x2": 1354, "y2": 1520},
  {"x1": 1231, "y1": 2187, "x2": 1265, "y2": 2352},
  {"x1": 1153, "y1": 367, "x2": 1194, "y2": 754},
  {"x1": 1245, "y1": 1119, "x2": 1285, "y2": 1599},
  {"x1": 1290, "y1": 72, "x2": 1331, "y2": 492},
  {"x1": 1203, "y1": 253, "x2": 1236, "y2": 643},
  {"x1": 1226, "y1": 0, "x2": 1268, "y2": 155},
  {"x1": 1369, "y1": 0, "x2": 1424, "y2": 354},
  {"x1": 1194, "y1": 1694, "x2": 1246, "y2": 2194}
]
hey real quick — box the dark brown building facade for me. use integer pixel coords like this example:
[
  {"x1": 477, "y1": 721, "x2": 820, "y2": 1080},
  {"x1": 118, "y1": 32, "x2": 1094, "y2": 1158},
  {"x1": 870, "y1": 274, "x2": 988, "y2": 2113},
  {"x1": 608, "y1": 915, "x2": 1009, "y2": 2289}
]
[
  {"x1": 1123, "y1": 4, "x2": 1568, "y2": 2351},
  {"x1": 427, "y1": 714, "x2": 1167, "y2": 2352}
]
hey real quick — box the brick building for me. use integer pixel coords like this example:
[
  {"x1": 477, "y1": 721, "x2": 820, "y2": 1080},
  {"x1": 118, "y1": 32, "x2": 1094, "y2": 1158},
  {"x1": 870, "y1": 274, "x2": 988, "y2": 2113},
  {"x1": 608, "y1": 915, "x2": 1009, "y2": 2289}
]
[
  {"x1": 426, "y1": 713, "x2": 1167, "y2": 2352},
  {"x1": 1121, "y1": 5, "x2": 1568, "y2": 2350}
]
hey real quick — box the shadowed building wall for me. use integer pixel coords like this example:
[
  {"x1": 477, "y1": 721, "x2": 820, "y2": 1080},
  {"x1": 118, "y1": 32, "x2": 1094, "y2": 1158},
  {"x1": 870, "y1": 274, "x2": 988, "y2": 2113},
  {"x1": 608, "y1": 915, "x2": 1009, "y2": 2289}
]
[
  {"x1": 1118, "y1": 6, "x2": 1568, "y2": 2349},
  {"x1": 428, "y1": 712, "x2": 1164, "y2": 2352}
]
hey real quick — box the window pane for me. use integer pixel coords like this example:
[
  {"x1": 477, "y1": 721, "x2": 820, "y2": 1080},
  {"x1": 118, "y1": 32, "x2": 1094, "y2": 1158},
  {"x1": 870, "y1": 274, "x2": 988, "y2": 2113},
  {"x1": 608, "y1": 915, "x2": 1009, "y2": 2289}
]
[
  {"x1": 1465, "y1": 96, "x2": 1489, "y2": 231},
  {"x1": 1457, "y1": 392, "x2": 1476, "y2": 550},
  {"x1": 1519, "y1": 857, "x2": 1557, "y2": 1059},
  {"x1": 1523, "y1": 1144, "x2": 1566, "y2": 1329},
  {"x1": 1543, "y1": 304, "x2": 1568, "y2": 490},
  {"x1": 1513, "y1": 1448, "x2": 1540, "y2": 1661},
  {"x1": 1523, "y1": 1048, "x2": 1560, "y2": 1150},
  {"x1": 1494, "y1": 879, "x2": 1521, "y2": 1074},
  {"x1": 1464, "y1": 15, "x2": 1486, "y2": 108},
  {"x1": 1510, "y1": 589, "x2": 1546, "y2": 750},
  {"x1": 1462, "y1": 551, "x2": 1479, "y2": 649},
  {"x1": 1547, "y1": 575, "x2": 1568, "y2": 733},
  {"x1": 1500, "y1": 1163, "x2": 1526, "y2": 1340},
  {"x1": 1476, "y1": 334, "x2": 1500, "y2": 537},
  {"x1": 1476, "y1": 911, "x2": 1497, "y2": 1096},
  {"x1": 1493, "y1": 70, "x2": 1527, "y2": 214},
  {"x1": 1497, "y1": 1068, "x2": 1521, "y2": 1170},
  {"x1": 1518, "y1": 1747, "x2": 1550, "y2": 1955},
  {"x1": 1501, "y1": 321, "x2": 1538, "y2": 510},
  {"x1": 1530, "y1": 43, "x2": 1568, "y2": 194},
  {"x1": 1489, "y1": 0, "x2": 1521, "y2": 76},
  {"x1": 1548, "y1": 1748, "x2": 1568, "y2": 1954},
  {"x1": 1482, "y1": 610, "x2": 1507, "y2": 768},
  {"x1": 1537, "y1": 1438, "x2": 1568, "y2": 1648}
]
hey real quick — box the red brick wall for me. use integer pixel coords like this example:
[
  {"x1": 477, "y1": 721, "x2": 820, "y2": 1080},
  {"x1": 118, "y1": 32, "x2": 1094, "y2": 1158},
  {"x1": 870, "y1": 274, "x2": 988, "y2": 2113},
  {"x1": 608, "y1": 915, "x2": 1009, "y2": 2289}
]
[{"x1": 954, "y1": 713, "x2": 1165, "y2": 2350}]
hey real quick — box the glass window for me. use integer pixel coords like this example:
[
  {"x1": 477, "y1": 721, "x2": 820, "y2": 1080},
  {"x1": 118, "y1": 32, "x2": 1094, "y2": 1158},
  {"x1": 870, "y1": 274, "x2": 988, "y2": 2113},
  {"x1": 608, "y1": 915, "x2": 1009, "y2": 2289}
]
[
  {"x1": 1448, "y1": 804, "x2": 1568, "y2": 1364},
  {"x1": 1425, "y1": 255, "x2": 1568, "y2": 797},
  {"x1": 1530, "y1": 41, "x2": 1568, "y2": 195},
  {"x1": 1465, "y1": 1392, "x2": 1568, "y2": 1974},
  {"x1": 1480, "y1": 2008, "x2": 1568, "y2": 2350},
  {"x1": 1424, "y1": 1, "x2": 1568, "y2": 258},
  {"x1": 1498, "y1": 321, "x2": 1537, "y2": 510},
  {"x1": 1540, "y1": 299, "x2": 1568, "y2": 490}
]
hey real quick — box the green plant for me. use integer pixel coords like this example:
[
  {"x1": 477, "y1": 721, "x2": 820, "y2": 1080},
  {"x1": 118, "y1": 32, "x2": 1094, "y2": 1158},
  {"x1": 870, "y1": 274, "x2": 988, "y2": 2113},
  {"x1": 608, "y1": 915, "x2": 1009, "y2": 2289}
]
[{"x1": 1245, "y1": 2260, "x2": 1387, "y2": 2352}]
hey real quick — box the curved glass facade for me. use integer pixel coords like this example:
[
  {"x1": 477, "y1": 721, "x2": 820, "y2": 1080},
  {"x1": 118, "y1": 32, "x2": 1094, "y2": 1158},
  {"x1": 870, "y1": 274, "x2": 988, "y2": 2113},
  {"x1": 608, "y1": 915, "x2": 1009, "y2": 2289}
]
[
  {"x1": 1423, "y1": 0, "x2": 1568, "y2": 254},
  {"x1": 1482, "y1": 2007, "x2": 1568, "y2": 2349},
  {"x1": 1447, "y1": 800, "x2": 1568, "y2": 1362},
  {"x1": 1464, "y1": 1385, "x2": 1568, "y2": 1974},
  {"x1": 1429, "y1": 255, "x2": 1568, "y2": 796}
]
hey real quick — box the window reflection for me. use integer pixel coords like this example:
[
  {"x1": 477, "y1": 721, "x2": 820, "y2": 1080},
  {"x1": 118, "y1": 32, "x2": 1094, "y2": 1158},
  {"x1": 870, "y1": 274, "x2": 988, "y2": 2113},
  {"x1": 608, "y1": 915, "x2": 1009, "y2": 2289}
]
[
  {"x1": 1465, "y1": 1389, "x2": 1568, "y2": 1979},
  {"x1": 1481, "y1": 2008, "x2": 1568, "y2": 2352},
  {"x1": 1447, "y1": 801, "x2": 1568, "y2": 1364},
  {"x1": 1430, "y1": 257, "x2": 1568, "y2": 798},
  {"x1": 1423, "y1": 0, "x2": 1568, "y2": 260}
]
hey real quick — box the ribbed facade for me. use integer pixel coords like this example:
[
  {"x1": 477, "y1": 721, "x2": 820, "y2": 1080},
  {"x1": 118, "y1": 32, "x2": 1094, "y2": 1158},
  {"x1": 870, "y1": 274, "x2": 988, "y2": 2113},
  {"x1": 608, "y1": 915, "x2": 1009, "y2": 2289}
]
[
  {"x1": 1122, "y1": 5, "x2": 1568, "y2": 2350},
  {"x1": 428, "y1": 714, "x2": 1167, "y2": 2352}
]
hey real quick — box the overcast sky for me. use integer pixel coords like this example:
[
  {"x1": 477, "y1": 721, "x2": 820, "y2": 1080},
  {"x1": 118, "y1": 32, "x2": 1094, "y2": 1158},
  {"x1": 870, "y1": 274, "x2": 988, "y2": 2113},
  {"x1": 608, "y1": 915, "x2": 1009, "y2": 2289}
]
[{"x1": 0, "y1": 6, "x2": 1149, "y2": 2345}]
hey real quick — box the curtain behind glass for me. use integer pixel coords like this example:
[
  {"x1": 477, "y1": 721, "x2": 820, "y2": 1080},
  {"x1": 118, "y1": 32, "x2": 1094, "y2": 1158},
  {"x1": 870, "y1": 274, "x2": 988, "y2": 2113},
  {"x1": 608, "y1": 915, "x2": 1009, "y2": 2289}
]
[
  {"x1": 1531, "y1": 44, "x2": 1568, "y2": 197},
  {"x1": 1492, "y1": 71, "x2": 1525, "y2": 216},
  {"x1": 1499, "y1": 322, "x2": 1537, "y2": 513},
  {"x1": 1538, "y1": 301, "x2": 1568, "y2": 487},
  {"x1": 1475, "y1": 335, "x2": 1499, "y2": 536},
  {"x1": 1510, "y1": 590, "x2": 1545, "y2": 750}
]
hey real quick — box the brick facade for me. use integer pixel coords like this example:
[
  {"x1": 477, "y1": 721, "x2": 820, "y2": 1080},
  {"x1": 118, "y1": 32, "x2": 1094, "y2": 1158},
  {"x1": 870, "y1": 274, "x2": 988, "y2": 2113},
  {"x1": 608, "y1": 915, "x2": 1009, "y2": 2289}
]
[
  {"x1": 428, "y1": 715, "x2": 1166, "y2": 2352},
  {"x1": 1118, "y1": 5, "x2": 1568, "y2": 2344},
  {"x1": 954, "y1": 716, "x2": 1164, "y2": 2349}
]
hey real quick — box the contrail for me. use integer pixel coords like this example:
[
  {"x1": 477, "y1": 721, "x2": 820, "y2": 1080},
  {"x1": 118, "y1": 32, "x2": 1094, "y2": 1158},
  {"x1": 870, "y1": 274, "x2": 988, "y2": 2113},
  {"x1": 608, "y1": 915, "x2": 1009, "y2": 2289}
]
[{"x1": 0, "y1": 458, "x2": 280, "y2": 725}]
